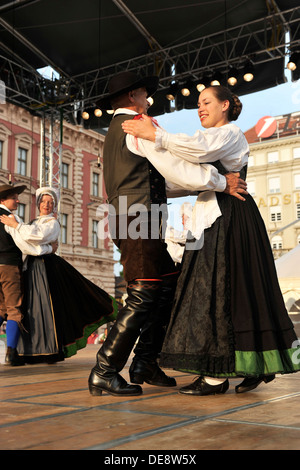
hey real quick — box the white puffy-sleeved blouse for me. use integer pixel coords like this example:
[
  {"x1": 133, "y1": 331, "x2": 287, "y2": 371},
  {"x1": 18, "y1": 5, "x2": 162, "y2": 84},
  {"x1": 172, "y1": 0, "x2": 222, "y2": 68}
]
[
  {"x1": 118, "y1": 108, "x2": 227, "y2": 195},
  {"x1": 154, "y1": 123, "x2": 249, "y2": 170},
  {"x1": 4, "y1": 214, "x2": 60, "y2": 256},
  {"x1": 126, "y1": 121, "x2": 249, "y2": 246}
]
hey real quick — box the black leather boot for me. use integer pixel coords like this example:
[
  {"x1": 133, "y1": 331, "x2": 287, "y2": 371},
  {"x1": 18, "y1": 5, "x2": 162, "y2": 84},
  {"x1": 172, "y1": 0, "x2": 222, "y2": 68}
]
[
  {"x1": 88, "y1": 280, "x2": 161, "y2": 396},
  {"x1": 129, "y1": 356, "x2": 176, "y2": 386},
  {"x1": 129, "y1": 272, "x2": 179, "y2": 387},
  {"x1": 4, "y1": 347, "x2": 25, "y2": 366}
]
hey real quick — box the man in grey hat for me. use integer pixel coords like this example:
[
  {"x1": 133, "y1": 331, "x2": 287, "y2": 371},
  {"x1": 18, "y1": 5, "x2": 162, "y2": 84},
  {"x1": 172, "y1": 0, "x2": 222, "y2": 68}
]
[
  {"x1": 0, "y1": 184, "x2": 26, "y2": 365},
  {"x1": 89, "y1": 71, "x2": 247, "y2": 397}
]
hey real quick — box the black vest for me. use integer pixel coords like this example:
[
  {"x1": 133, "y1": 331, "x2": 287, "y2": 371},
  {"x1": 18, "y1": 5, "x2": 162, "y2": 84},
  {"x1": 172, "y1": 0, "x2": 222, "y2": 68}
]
[
  {"x1": 103, "y1": 114, "x2": 167, "y2": 215},
  {"x1": 0, "y1": 207, "x2": 22, "y2": 266}
]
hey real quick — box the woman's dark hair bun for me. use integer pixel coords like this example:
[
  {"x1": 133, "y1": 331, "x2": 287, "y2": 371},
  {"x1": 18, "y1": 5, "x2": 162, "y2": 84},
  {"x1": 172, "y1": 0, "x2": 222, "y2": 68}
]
[{"x1": 230, "y1": 93, "x2": 243, "y2": 121}]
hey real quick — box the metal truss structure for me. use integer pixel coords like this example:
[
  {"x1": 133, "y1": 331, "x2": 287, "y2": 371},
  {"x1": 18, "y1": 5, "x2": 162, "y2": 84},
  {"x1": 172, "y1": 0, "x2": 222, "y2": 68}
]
[
  {"x1": 39, "y1": 110, "x2": 62, "y2": 192},
  {"x1": 0, "y1": 5, "x2": 299, "y2": 121},
  {"x1": 78, "y1": 5, "x2": 300, "y2": 97},
  {"x1": 0, "y1": 1, "x2": 299, "y2": 187}
]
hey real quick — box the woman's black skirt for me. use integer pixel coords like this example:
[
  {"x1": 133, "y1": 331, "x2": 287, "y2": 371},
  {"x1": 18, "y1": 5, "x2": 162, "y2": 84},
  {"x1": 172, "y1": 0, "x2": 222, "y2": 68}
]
[{"x1": 159, "y1": 192, "x2": 300, "y2": 378}]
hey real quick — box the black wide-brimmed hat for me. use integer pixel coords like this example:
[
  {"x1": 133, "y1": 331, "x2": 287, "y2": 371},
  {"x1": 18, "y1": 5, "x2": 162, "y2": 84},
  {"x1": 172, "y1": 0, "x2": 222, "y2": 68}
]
[
  {"x1": 97, "y1": 71, "x2": 159, "y2": 110},
  {"x1": 0, "y1": 183, "x2": 26, "y2": 200}
]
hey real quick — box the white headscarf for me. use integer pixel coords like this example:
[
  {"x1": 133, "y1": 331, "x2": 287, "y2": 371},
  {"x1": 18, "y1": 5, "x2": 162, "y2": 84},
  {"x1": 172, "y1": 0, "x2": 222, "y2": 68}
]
[{"x1": 36, "y1": 187, "x2": 59, "y2": 211}]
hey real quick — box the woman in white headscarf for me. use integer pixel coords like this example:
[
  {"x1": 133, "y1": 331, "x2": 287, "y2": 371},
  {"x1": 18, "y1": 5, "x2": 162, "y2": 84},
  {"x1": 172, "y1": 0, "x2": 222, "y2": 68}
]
[{"x1": 0, "y1": 187, "x2": 117, "y2": 363}]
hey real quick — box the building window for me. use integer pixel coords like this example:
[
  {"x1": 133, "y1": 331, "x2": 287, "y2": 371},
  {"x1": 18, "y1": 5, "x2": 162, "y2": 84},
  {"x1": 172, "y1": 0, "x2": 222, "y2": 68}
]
[
  {"x1": 61, "y1": 213, "x2": 68, "y2": 244},
  {"x1": 92, "y1": 172, "x2": 99, "y2": 197},
  {"x1": 270, "y1": 206, "x2": 281, "y2": 222},
  {"x1": 295, "y1": 175, "x2": 300, "y2": 190},
  {"x1": 0, "y1": 140, "x2": 3, "y2": 168},
  {"x1": 268, "y1": 177, "x2": 280, "y2": 194},
  {"x1": 297, "y1": 203, "x2": 300, "y2": 220},
  {"x1": 92, "y1": 220, "x2": 98, "y2": 248},
  {"x1": 268, "y1": 151, "x2": 278, "y2": 164},
  {"x1": 272, "y1": 236, "x2": 283, "y2": 250},
  {"x1": 17, "y1": 203, "x2": 25, "y2": 222},
  {"x1": 61, "y1": 162, "x2": 69, "y2": 188},
  {"x1": 293, "y1": 147, "x2": 300, "y2": 159},
  {"x1": 17, "y1": 147, "x2": 27, "y2": 176},
  {"x1": 247, "y1": 180, "x2": 255, "y2": 196}
]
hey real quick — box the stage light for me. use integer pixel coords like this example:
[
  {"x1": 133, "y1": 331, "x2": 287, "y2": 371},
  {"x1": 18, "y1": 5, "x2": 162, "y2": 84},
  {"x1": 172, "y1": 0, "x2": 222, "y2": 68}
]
[
  {"x1": 210, "y1": 72, "x2": 223, "y2": 86},
  {"x1": 82, "y1": 111, "x2": 89, "y2": 120},
  {"x1": 243, "y1": 61, "x2": 254, "y2": 82},
  {"x1": 180, "y1": 82, "x2": 191, "y2": 97},
  {"x1": 227, "y1": 67, "x2": 239, "y2": 86},
  {"x1": 287, "y1": 52, "x2": 300, "y2": 71},
  {"x1": 94, "y1": 108, "x2": 102, "y2": 117},
  {"x1": 196, "y1": 82, "x2": 205, "y2": 92},
  {"x1": 196, "y1": 77, "x2": 209, "y2": 92},
  {"x1": 166, "y1": 82, "x2": 178, "y2": 100},
  {"x1": 196, "y1": 76, "x2": 210, "y2": 92}
]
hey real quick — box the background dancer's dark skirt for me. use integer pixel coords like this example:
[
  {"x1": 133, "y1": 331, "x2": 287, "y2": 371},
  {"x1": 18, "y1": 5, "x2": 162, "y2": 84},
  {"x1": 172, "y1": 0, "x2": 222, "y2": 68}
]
[{"x1": 18, "y1": 254, "x2": 117, "y2": 363}]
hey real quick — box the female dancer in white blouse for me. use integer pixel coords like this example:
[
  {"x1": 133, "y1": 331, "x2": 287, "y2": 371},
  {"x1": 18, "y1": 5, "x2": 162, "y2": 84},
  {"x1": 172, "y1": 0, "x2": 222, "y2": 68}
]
[
  {"x1": 0, "y1": 187, "x2": 117, "y2": 363},
  {"x1": 122, "y1": 85, "x2": 300, "y2": 395}
]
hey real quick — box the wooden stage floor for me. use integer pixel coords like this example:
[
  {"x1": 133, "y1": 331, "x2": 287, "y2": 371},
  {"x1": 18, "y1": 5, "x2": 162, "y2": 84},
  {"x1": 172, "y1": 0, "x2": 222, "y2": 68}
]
[{"x1": 1, "y1": 313, "x2": 300, "y2": 452}]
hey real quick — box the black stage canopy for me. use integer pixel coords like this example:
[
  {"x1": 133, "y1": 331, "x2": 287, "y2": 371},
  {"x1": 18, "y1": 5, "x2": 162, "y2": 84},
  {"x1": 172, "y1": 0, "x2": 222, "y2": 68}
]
[{"x1": 0, "y1": 0, "x2": 299, "y2": 129}]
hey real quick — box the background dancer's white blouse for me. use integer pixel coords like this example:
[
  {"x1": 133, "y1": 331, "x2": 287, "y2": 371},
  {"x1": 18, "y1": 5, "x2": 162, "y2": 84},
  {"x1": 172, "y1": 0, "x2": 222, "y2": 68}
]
[{"x1": 4, "y1": 214, "x2": 59, "y2": 257}]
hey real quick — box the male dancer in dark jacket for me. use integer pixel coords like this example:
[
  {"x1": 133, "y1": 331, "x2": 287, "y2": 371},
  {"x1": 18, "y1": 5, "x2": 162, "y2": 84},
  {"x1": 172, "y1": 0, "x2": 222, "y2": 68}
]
[
  {"x1": 88, "y1": 72, "x2": 247, "y2": 396},
  {"x1": 0, "y1": 184, "x2": 26, "y2": 366}
]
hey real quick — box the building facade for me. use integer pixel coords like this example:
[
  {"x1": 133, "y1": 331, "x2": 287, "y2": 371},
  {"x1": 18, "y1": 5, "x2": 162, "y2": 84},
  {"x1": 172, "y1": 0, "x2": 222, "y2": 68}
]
[
  {"x1": 245, "y1": 112, "x2": 300, "y2": 259},
  {"x1": 0, "y1": 102, "x2": 115, "y2": 296}
]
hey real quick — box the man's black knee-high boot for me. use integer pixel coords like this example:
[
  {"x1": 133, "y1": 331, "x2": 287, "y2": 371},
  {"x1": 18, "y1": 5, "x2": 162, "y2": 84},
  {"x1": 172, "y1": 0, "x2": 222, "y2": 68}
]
[
  {"x1": 88, "y1": 280, "x2": 161, "y2": 396},
  {"x1": 129, "y1": 272, "x2": 179, "y2": 387}
]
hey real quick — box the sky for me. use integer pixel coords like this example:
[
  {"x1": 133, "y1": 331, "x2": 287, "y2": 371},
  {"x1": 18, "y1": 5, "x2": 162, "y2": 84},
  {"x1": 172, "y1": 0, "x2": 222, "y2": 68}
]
[{"x1": 113, "y1": 74, "x2": 300, "y2": 273}]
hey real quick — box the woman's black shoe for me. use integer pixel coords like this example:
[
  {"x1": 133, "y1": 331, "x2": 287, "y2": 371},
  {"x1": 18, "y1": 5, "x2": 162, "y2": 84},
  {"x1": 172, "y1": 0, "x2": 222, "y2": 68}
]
[
  {"x1": 179, "y1": 377, "x2": 229, "y2": 396},
  {"x1": 235, "y1": 375, "x2": 275, "y2": 394}
]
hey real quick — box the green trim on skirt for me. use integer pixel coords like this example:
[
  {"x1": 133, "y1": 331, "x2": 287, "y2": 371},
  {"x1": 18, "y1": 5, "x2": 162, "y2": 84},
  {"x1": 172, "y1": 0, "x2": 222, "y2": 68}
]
[
  {"x1": 63, "y1": 296, "x2": 118, "y2": 358},
  {"x1": 178, "y1": 346, "x2": 300, "y2": 378}
]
